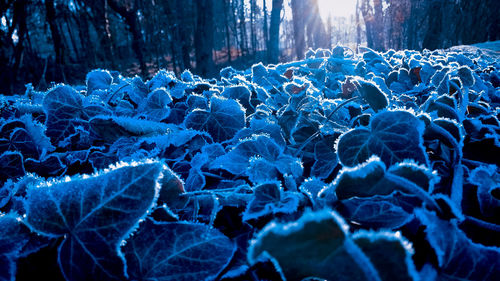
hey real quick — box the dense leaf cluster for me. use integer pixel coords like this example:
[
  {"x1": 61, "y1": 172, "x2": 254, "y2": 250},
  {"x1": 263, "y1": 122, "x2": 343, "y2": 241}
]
[{"x1": 0, "y1": 45, "x2": 499, "y2": 281}]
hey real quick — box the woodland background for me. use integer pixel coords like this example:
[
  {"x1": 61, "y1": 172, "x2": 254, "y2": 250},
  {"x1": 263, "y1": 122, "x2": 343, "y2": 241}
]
[{"x1": 1, "y1": 0, "x2": 499, "y2": 94}]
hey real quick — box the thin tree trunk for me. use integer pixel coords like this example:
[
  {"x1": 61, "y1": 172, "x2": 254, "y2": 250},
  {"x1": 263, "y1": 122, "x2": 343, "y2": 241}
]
[
  {"x1": 356, "y1": 0, "x2": 361, "y2": 47},
  {"x1": 268, "y1": 0, "x2": 283, "y2": 64},
  {"x1": 45, "y1": 0, "x2": 66, "y2": 82},
  {"x1": 223, "y1": 0, "x2": 232, "y2": 62},
  {"x1": 195, "y1": 0, "x2": 215, "y2": 76},
  {"x1": 291, "y1": 0, "x2": 305, "y2": 59},
  {"x1": 108, "y1": 0, "x2": 146, "y2": 75},
  {"x1": 263, "y1": 0, "x2": 269, "y2": 60}
]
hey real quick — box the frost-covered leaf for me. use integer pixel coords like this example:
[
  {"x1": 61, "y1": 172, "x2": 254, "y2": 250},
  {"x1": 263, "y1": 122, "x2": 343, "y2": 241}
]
[
  {"x1": 248, "y1": 209, "x2": 415, "y2": 281},
  {"x1": 211, "y1": 135, "x2": 302, "y2": 179},
  {"x1": 248, "y1": 209, "x2": 366, "y2": 281},
  {"x1": 24, "y1": 154, "x2": 66, "y2": 177},
  {"x1": 25, "y1": 160, "x2": 164, "y2": 281},
  {"x1": 456, "y1": 66, "x2": 475, "y2": 87},
  {"x1": 221, "y1": 85, "x2": 253, "y2": 112},
  {"x1": 90, "y1": 116, "x2": 172, "y2": 142},
  {"x1": 337, "y1": 110, "x2": 428, "y2": 167},
  {"x1": 355, "y1": 79, "x2": 389, "y2": 112},
  {"x1": 0, "y1": 213, "x2": 30, "y2": 281},
  {"x1": 184, "y1": 95, "x2": 245, "y2": 142},
  {"x1": 469, "y1": 165, "x2": 500, "y2": 218},
  {"x1": 123, "y1": 219, "x2": 235, "y2": 281},
  {"x1": 0, "y1": 151, "x2": 24, "y2": 183},
  {"x1": 138, "y1": 88, "x2": 172, "y2": 121},
  {"x1": 86, "y1": 70, "x2": 113, "y2": 95},
  {"x1": 311, "y1": 137, "x2": 338, "y2": 179},
  {"x1": 242, "y1": 182, "x2": 301, "y2": 222},
  {"x1": 340, "y1": 194, "x2": 414, "y2": 229},
  {"x1": 43, "y1": 85, "x2": 86, "y2": 145},
  {"x1": 322, "y1": 156, "x2": 437, "y2": 201},
  {"x1": 416, "y1": 209, "x2": 500, "y2": 280},
  {"x1": 353, "y1": 231, "x2": 418, "y2": 281}
]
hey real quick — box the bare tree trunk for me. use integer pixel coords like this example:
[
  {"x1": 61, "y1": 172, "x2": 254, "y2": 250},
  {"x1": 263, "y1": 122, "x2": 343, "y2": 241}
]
[
  {"x1": 223, "y1": 0, "x2": 232, "y2": 63},
  {"x1": 195, "y1": 0, "x2": 215, "y2": 76},
  {"x1": 250, "y1": 0, "x2": 257, "y2": 56},
  {"x1": 360, "y1": 0, "x2": 374, "y2": 50},
  {"x1": 176, "y1": 0, "x2": 192, "y2": 70},
  {"x1": 356, "y1": 0, "x2": 361, "y2": 47},
  {"x1": 268, "y1": 0, "x2": 283, "y2": 64},
  {"x1": 291, "y1": 0, "x2": 305, "y2": 59},
  {"x1": 238, "y1": 0, "x2": 248, "y2": 57},
  {"x1": 108, "y1": 0, "x2": 146, "y2": 75},
  {"x1": 263, "y1": 0, "x2": 269, "y2": 61},
  {"x1": 45, "y1": 0, "x2": 66, "y2": 82},
  {"x1": 372, "y1": 0, "x2": 384, "y2": 51}
]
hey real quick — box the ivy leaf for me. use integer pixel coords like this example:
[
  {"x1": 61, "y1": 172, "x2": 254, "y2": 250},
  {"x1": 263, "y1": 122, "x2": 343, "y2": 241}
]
[
  {"x1": 248, "y1": 209, "x2": 416, "y2": 281},
  {"x1": 0, "y1": 151, "x2": 24, "y2": 183},
  {"x1": 86, "y1": 70, "x2": 113, "y2": 95},
  {"x1": 0, "y1": 213, "x2": 30, "y2": 281},
  {"x1": 137, "y1": 88, "x2": 172, "y2": 121},
  {"x1": 221, "y1": 85, "x2": 253, "y2": 113},
  {"x1": 327, "y1": 156, "x2": 437, "y2": 200},
  {"x1": 184, "y1": 95, "x2": 245, "y2": 142},
  {"x1": 355, "y1": 79, "x2": 389, "y2": 112},
  {"x1": 25, "y1": 160, "x2": 164, "y2": 281},
  {"x1": 242, "y1": 182, "x2": 301, "y2": 222},
  {"x1": 469, "y1": 165, "x2": 500, "y2": 218},
  {"x1": 337, "y1": 110, "x2": 428, "y2": 167},
  {"x1": 43, "y1": 85, "x2": 87, "y2": 145},
  {"x1": 123, "y1": 219, "x2": 235, "y2": 281},
  {"x1": 211, "y1": 135, "x2": 302, "y2": 179},
  {"x1": 417, "y1": 209, "x2": 500, "y2": 280}
]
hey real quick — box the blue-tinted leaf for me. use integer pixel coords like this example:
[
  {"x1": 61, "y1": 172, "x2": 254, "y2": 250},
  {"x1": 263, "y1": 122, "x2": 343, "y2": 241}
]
[
  {"x1": 247, "y1": 157, "x2": 279, "y2": 183},
  {"x1": 456, "y1": 66, "x2": 475, "y2": 87},
  {"x1": 235, "y1": 116, "x2": 285, "y2": 147},
  {"x1": 469, "y1": 165, "x2": 500, "y2": 218},
  {"x1": 248, "y1": 209, "x2": 380, "y2": 281},
  {"x1": 138, "y1": 88, "x2": 172, "y2": 121},
  {"x1": 355, "y1": 79, "x2": 389, "y2": 112},
  {"x1": 0, "y1": 213, "x2": 30, "y2": 281},
  {"x1": 211, "y1": 135, "x2": 281, "y2": 174},
  {"x1": 43, "y1": 85, "x2": 86, "y2": 145},
  {"x1": 19, "y1": 115, "x2": 55, "y2": 155},
  {"x1": 90, "y1": 116, "x2": 172, "y2": 142},
  {"x1": 311, "y1": 137, "x2": 338, "y2": 179},
  {"x1": 0, "y1": 151, "x2": 24, "y2": 183},
  {"x1": 211, "y1": 135, "x2": 301, "y2": 180},
  {"x1": 25, "y1": 154, "x2": 66, "y2": 177},
  {"x1": 126, "y1": 76, "x2": 149, "y2": 105},
  {"x1": 184, "y1": 95, "x2": 245, "y2": 142},
  {"x1": 416, "y1": 209, "x2": 500, "y2": 280},
  {"x1": 147, "y1": 70, "x2": 176, "y2": 91},
  {"x1": 86, "y1": 70, "x2": 113, "y2": 95},
  {"x1": 221, "y1": 85, "x2": 253, "y2": 112},
  {"x1": 337, "y1": 110, "x2": 428, "y2": 167},
  {"x1": 242, "y1": 182, "x2": 301, "y2": 222},
  {"x1": 322, "y1": 156, "x2": 437, "y2": 205},
  {"x1": 7, "y1": 128, "x2": 38, "y2": 158},
  {"x1": 25, "y1": 160, "x2": 164, "y2": 281},
  {"x1": 299, "y1": 178, "x2": 328, "y2": 204},
  {"x1": 185, "y1": 144, "x2": 225, "y2": 191},
  {"x1": 123, "y1": 219, "x2": 235, "y2": 281},
  {"x1": 186, "y1": 94, "x2": 208, "y2": 111},
  {"x1": 340, "y1": 194, "x2": 414, "y2": 229},
  {"x1": 353, "y1": 231, "x2": 418, "y2": 281}
]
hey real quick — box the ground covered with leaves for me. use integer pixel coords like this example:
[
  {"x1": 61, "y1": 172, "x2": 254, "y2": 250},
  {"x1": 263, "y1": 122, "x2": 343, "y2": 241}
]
[{"x1": 1, "y1": 45, "x2": 499, "y2": 281}]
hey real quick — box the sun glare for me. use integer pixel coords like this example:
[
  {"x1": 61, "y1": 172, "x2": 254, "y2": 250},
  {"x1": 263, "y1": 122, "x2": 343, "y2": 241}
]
[{"x1": 317, "y1": 0, "x2": 356, "y2": 20}]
